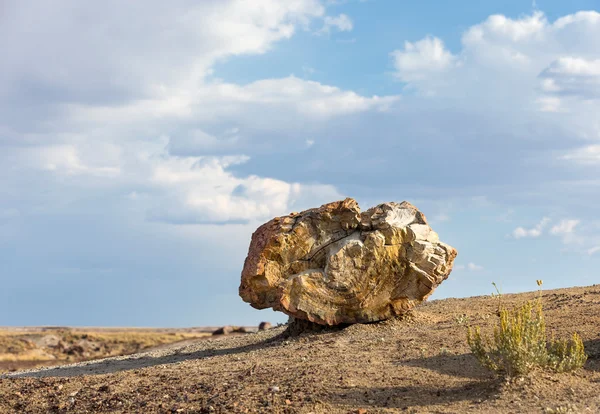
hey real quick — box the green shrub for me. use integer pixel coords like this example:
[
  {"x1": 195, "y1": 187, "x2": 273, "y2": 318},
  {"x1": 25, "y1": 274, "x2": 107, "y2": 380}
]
[
  {"x1": 547, "y1": 333, "x2": 587, "y2": 373},
  {"x1": 467, "y1": 282, "x2": 587, "y2": 378}
]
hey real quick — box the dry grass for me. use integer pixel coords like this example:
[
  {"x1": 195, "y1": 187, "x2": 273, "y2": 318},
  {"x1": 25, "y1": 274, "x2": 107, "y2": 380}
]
[{"x1": 467, "y1": 283, "x2": 587, "y2": 377}]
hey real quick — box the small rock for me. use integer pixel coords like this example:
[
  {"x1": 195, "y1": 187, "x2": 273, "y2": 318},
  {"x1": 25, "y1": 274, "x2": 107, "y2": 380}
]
[
  {"x1": 258, "y1": 322, "x2": 272, "y2": 330},
  {"x1": 357, "y1": 409, "x2": 367, "y2": 414},
  {"x1": 269, "y1": 386, "x2": 280, "y2": 393},
  {"x1": 212, "y1": 326, "x2": 234, "y2": 335}
]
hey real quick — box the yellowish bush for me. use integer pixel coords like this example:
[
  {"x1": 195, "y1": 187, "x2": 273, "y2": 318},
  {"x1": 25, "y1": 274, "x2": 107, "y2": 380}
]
[{"x1": 467, "y1": 283, "x2": 587, "y2": 377}]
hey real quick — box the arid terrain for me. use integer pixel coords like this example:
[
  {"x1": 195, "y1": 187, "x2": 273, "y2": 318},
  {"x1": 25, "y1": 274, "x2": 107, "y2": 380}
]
[
  {"x1": 0, "y1": 326, "x2": 252, "y2": 374},
  {"x1": 1, "y1": 285, "x2": 600, "y2": 413}
]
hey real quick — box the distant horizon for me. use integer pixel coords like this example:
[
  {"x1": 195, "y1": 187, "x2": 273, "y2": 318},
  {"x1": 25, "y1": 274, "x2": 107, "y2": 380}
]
[
  {"x1": 2, "y1": 280, "x2": 597, "y2": 328},
  {"x1": 1, "y1": 0, "x2": 599, "y2": 326}
]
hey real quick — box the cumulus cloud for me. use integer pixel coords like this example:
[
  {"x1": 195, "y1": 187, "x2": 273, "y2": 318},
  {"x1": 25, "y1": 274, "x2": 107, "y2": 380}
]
[
  {"x1": 0, "y1": 0, "x2": 395, "y2": 226},
  {"x1": 539, "y1": 57, "x2": 600, "y2": 99},
  {"x1": 0, "y1": 0, "x2": 328, "y2": 108},
  {"x1": 390, "y1": 10, "x2": 600, "y2": 113},
  {"x1": 512, "y1": 217, "x2": 551, "y2": 239},
  {"x1": 145, "y1": 153, "x2": 343, "y2": 224},
  {"x1": 390, "y1": 36, "x2": 457, "y2": 84},
  {"x1": 588, "y1": 246, "x2": 600, "y2": 255}
]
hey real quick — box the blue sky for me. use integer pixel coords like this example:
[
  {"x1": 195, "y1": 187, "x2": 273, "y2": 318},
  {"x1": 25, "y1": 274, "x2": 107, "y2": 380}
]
[{"x1": 1, "y1": 0, "x2": 599, "y2": 327}]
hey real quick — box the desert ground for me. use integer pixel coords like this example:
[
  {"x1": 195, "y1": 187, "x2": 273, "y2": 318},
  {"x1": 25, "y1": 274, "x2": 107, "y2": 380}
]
[
  {"x1": 1, "y1": 285, "x2": 600, "y2": 413},
  {"x1": 0, "y1": 326, "x2": 256, "y2": 374}
]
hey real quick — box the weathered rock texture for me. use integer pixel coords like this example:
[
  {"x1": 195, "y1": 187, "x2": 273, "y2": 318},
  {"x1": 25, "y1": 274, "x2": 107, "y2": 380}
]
[{"x1": 239, "y1": 198, "x2": 457, "y2": 325}]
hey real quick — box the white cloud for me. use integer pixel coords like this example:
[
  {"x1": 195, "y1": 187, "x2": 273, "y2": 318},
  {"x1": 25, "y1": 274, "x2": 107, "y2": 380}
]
[
  {"x1": 146, "y1": 153, "x2": 343, "y2": 223},
  {"x1": 35, "y1": 145, "x2": 121, "y2": 178},
  {"x1": 390, "y1": 36, "x2": 457, "y2": 84},
  {"x1": 539, "y1": 57, "x2": 600, "y2": 99},
  {"x1": 462, "y1": 11, "x2": 547, "y2": 45},
  {"x1": 319, "y1": 13, "x2": 353, "y2": 34},
  {"x1": 511, "y1": 217, "x2": 587, "y2": 247},
  {"x1": 549, "y1": 219, "x2": 583, "y2": 246},
  {"x1": 0, "y1": 0, "x2": 376, "y2": 226},
  {"x1": 588, "y1": 246, "x2": 600, "y2": 255},
  {"x1": 202, "y1": 76, "x2": 398, "y2": 117},
  {"x1": 560, "y1": 145, "x2": 600, "y2": 164},
  {"x1": 512, "y1": 217, "x2": 551, "y2": 239},
  {"x1": 389, "y1": 10, "x2": 600, "y2": 115},
  {"x1": 0, "y1": 1, "x2": 328, "y2": 105},
  {"x1": 536, "y1": 96, "x2": 563, "y2": 112},
  {"x1": 65, "y1": 76, "x2": 398, "y2": 139},
  {"x1": 543, "y1": 57, "x2": 600, "y2": 77},
  {"x1": 550, "y1": 219, "x2": 580, "y2": 235}
]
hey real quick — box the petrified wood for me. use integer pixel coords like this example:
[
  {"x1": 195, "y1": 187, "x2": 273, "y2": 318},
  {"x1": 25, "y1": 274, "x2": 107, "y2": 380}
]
[{"x1": 239, "y1": 198, "x2": 457, "y2": 325}]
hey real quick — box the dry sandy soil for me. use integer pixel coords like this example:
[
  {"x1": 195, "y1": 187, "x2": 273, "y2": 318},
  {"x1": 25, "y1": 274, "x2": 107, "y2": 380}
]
[
  {"x1": 1, "y1": 285, "x2": 600, "y2": 413},
  {"x1": 0, "y1": 327, "x2": 223, "y2": 374}
]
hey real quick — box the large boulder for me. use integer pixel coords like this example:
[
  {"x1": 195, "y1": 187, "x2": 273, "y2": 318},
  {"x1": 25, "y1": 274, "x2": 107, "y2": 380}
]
[{"x1": 239, "y1": 198, "x2": 457, "y2": 325}]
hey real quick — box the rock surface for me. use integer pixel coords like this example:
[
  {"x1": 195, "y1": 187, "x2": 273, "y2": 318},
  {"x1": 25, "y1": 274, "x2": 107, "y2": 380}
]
[{"x1": 239, "y1": 198, "x2": 458, "y2": 325}]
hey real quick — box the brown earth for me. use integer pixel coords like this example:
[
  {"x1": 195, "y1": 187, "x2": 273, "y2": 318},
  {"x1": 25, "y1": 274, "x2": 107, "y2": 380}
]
[
  {"x1": 0, "y1": 327, "x2": 225, "y2": 373},
  {"x1": 1, "y1": 285, "x2": 600, "y2": 413}
]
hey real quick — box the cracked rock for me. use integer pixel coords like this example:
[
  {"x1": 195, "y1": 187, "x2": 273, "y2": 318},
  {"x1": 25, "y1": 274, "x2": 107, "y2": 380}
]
[{"x1": 239, "y1": 198, "x2": 457, "y2": 325}]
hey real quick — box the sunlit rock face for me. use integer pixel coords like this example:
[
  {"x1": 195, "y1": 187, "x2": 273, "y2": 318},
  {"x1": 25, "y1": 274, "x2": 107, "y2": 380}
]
[{"x1": 239, "y1": 198, "x2": 457, "y2": 325}]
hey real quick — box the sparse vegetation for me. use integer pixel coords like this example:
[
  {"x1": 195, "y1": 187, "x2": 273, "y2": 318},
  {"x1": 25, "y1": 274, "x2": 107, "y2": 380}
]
[
  {"x1": 467, "y1": 280, "x2": 587, "y2": 378},
  {"x1": 454, "y1": 314, "x2": 470, "y2": 326}
]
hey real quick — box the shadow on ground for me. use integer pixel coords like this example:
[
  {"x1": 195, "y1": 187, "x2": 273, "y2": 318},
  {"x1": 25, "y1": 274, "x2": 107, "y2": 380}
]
[
  {"x1": 584, "y1": 338, "x2": 600, "y2": 373},
  {"x1": 3, "y1": 332, "x2": 288, "y2": 379},
  {"x1": 328, "y1": 380, "x2": 501, "y2": 410},
  {"x1": 3, "y1": 323, "x2": 355, "y2": 379},
  {"x1": 400, "y1": 352, "x2": 493, "y2": 380},
  {"x1": 323, "y1": 352, "x2": 499, "y2": 410}
]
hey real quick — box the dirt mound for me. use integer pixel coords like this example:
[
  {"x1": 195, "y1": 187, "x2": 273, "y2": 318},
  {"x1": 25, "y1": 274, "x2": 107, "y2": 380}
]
[{"x1": 1, "y1": 285, "x2": 600, "y2": 413}]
